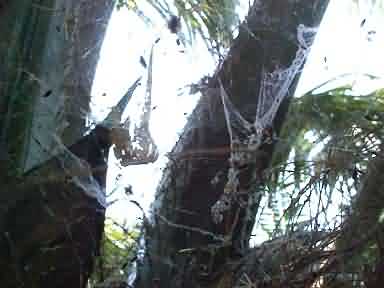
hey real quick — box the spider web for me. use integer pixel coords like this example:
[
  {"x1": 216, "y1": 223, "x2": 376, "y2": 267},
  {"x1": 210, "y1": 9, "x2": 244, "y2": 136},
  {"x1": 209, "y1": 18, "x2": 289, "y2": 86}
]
[
  {"x1": 52, "y1": 134, "x2": 107, "y2": 207},
  {"x1": 123, "y1": 45, "x2": 159, "y2": 166},
  {"x1": 102, "y1": 45, "x2": 159, "y2": 166},
  {"x1": 49, "y1": 46, "x2": 160, "y2": 206},
  {"x1": 211, "y1": 24, "x2": 318, "y2": 224}
]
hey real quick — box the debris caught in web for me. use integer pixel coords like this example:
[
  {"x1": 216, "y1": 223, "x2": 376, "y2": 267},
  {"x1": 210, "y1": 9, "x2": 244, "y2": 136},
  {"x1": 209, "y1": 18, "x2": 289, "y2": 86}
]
[
  {"x1": 115, "y1": 45, "x2": 159, "y2": 166},
  {"x1": 211, "y1": 24, "x2": 318, "y2": 224},
  {"x1": 47, "y1": 46, "x2": 161, "y2": 205},
  {"x1": 52, "y1": 135, "x2": 107, "y2": 207},
  {"x1": 102, "y1": 77, "x2": 142, "y2": 129},
  {"x1": 102, "y1": 46, "x2": 159, "y2": 166}
]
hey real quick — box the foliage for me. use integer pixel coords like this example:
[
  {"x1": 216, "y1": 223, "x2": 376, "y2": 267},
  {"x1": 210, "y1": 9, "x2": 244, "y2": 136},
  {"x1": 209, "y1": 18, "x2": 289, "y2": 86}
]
[
  {"x1": 279, "y1": 86, "x2": 380, "y2": 187},
  {"x1": 263, "y1": 79, "x2": 383, "y2": 230},
  {"x1": 115, "y1": 0, "x2": 240, "y2": 52},
  {"x1": 90, "y1": 219, "x2": 140, "y2": 287},
  {"x1": 252, "y1": 77, "x2": 384, "y2": 284}
]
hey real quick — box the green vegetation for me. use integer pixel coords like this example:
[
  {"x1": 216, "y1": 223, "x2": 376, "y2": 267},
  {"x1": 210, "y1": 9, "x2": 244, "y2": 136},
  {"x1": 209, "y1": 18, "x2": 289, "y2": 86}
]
[{"x1": 91, "y1": 219, "x2": 140, "y2": 286}]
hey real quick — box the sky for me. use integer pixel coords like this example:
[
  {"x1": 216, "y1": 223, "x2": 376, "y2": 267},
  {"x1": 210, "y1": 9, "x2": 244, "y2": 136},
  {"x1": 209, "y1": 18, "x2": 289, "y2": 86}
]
[
  {"x1": 297, "y1": 0, "x2": 384, "y2": 95},
  {"x1": 91, "y1": 2, "x2": 216, "y2": 224},
  {"x1": 90, "y1": 0, "x2": 384, "y2": 231}
]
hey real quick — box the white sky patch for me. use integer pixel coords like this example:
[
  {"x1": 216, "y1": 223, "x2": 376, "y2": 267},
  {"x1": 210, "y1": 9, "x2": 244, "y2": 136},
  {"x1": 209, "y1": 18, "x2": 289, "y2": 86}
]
[
  {"x1": 91, "y1": 0, "x2": 384, "y2": 228},
  {"x1": 91, "y1": 7, "x2": 215, "y2": 223},
  {"x1": 296, "y1": 0, "x2": 384, "y2": 96}
]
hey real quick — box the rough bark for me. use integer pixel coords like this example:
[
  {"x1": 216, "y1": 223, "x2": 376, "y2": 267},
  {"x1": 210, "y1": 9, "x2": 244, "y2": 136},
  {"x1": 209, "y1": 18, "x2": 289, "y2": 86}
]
[
  {"x1": 0, "y1": 125, "x2": 112, "y2": 288},
  {"x1": 0, "y1": 1, "x2": 114, "y2": 287},
  {"x1": 0, "y1": 0, "x2": 114, "y2": 172},
  {"x1": 61, "y1": 0, "x2": 115, "y2": 144},
  {"x1": 135, "y1": 1, "x2": 329, "y2": 287}
]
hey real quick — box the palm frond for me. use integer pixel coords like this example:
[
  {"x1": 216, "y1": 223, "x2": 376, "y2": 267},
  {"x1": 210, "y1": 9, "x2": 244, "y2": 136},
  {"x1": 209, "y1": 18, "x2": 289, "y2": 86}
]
[
  {"x1": 265, "y1": 80, "x2": 384, "y2": 233},
  {"x1": 117, "y1": 0, "x2": 240, "y2": 51}
]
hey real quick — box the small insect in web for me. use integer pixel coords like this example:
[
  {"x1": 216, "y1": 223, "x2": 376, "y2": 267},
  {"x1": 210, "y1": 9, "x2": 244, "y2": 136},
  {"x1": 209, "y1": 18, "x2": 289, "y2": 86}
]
[
  {"x1": 367, "y1": 30, "x2": 376, "y2": 42},
  {"x1": 168, "y1": 15, "x2": 181, "y2": 34},
  {"x1": 167, "y1": 15, "x2": 182, "y2": 46},
  {"x1": 139, "y1": 56, "x2": 147, "y2": 68},
  {"x1": 124, "y1": 184, "x2": 133, "y2": 195},
  {"x1": 42, "y1": 89, "x2": 52, "y2": 98}
]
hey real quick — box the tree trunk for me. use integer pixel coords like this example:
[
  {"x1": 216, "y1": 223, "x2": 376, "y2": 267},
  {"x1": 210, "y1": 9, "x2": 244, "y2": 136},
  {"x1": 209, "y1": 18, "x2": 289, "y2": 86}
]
[
  {"x1": 0, "y1": 0, "x2": 114, "y2": 172},
  {"x1": 0, "y1": 1, "x2": 114, "y2": 287},
  {"x1": 0, "y1": 126, "x2": 112, "y2": 288},
  {"x1": 134, "y1": 1, "x2": 329, "y2": 287}
]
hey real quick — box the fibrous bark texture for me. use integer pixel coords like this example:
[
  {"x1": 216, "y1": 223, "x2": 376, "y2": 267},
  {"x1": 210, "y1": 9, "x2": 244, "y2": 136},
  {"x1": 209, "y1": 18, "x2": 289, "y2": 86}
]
[
  {"x1": 0, "y1": 1, "x2": 114, "y2": 287},
  {"x1": 0, "y1": 126, "x2": 112, "y2": 288},
  {"x1": 0, "y1": 0, "x2": 114, "y2": 172}
]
